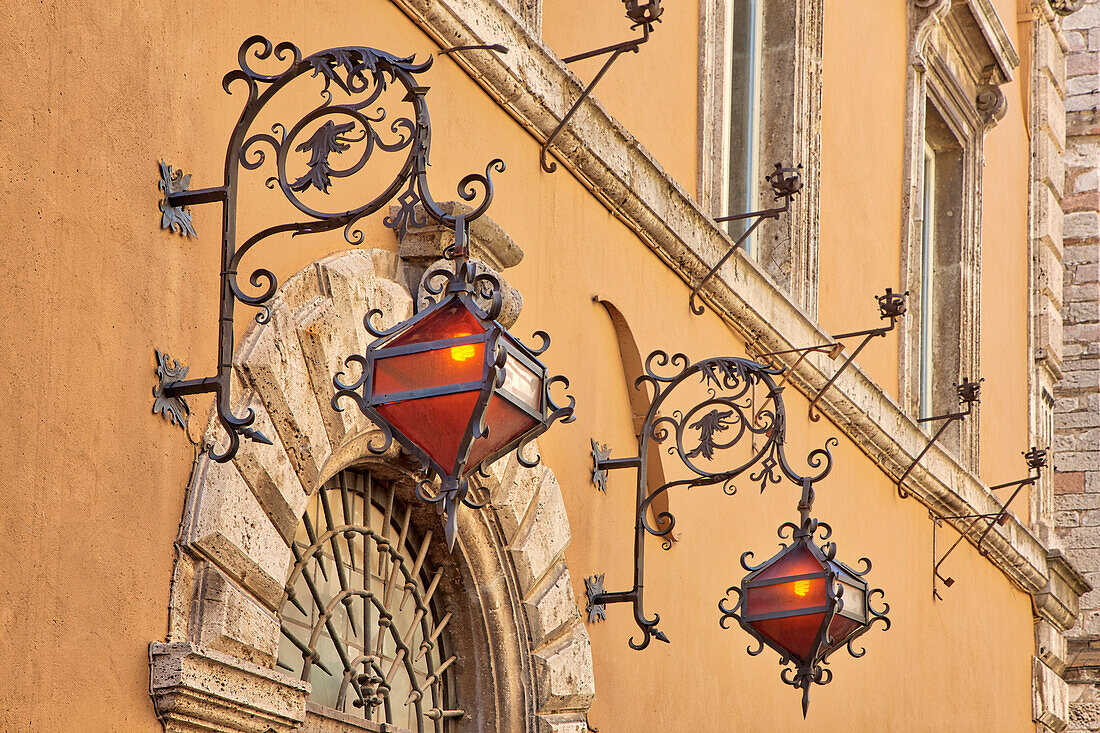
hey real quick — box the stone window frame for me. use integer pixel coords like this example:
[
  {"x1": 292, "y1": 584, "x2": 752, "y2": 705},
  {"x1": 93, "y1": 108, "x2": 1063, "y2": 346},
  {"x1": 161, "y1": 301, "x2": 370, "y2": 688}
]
[
  {"x1": 899, "y1": 0, "x2": 1018, "y2": 469},
  {"x1": 697, "y1": 0, "x2": 824, "y2": 315},
  {"x1": 149, "y1": 248, "x2": 596, "y2": 733}
]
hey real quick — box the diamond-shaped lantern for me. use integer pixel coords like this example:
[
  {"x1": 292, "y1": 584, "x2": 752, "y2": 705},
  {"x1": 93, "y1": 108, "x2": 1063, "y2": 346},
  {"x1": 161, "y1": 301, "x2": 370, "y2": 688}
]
[
  {"x1": 721, "y1": 522, "x2": 889, "y2": 717},
  {"x1": 333, "y1": 254, "x2": 573, "y2": 549}
]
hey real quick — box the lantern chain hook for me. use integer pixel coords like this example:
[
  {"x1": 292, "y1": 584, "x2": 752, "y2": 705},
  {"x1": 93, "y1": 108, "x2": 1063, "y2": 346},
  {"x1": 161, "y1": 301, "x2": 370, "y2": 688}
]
[
  {"x1": 688, "y1": 163, "x2": 803, "y2": 317},
  {"x1": 539, "y1": 0, "x2": 663, "y2": 173},
  {"x1": 748, "y1": 288, "x2": 908, "y2": 422},
  {"x1": 153, "y1": 36, "x2": 504, "y2": 463},
  {"x1": 930, "y1": 447, "x2": 1047, "y2": 599},
  {"x1": 896, "y1": 377, "x2": 984, "y2": 499}
]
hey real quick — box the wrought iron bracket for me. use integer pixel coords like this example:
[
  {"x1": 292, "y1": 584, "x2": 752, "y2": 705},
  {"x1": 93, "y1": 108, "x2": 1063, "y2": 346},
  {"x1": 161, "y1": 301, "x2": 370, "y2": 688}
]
[
  {"x1": 689, "y1": 164, "x2": 803, "y2": 317},
  {"x1": 584, "y1": 350, "x2": 839, "y2": 651},
  {"x1": 751, "y1": 288, "x2": 908, "y2": 422},
  {"x1": 153, "y1": 36, "x2": 506, "y2": 463},
  {"x1": 897, "y1": 377, "x2": 984, "y2": 499},
  {"x1": 540, "y1": 0, "x2": 663, "y2": 173},
  {"x1": 931, "y1": 448, "x2": 1047, "y2": 599}
]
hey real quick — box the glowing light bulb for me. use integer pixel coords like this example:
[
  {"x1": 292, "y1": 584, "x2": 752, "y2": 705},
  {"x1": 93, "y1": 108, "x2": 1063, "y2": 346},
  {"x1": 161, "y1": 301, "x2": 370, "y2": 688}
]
[
  {"x1": 449, "y1": 333, "x2": 476, "y2": 362},
  {"x1": 792, "y1": 580, "x2": 811, "y2": 598}
]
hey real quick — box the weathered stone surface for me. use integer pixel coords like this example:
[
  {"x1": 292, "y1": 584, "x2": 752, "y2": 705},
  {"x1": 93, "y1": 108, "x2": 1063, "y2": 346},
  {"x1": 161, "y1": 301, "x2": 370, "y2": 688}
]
[
  {"x1": 509, "y1": 468, "x2": 571, "y2": 593},
  {"x1": 1040, "y1": 618, "x2": 1071, "y2": 675},
  {"x1": 186, "y1": 452, "x2": 290, "y2": 610},
  {"x1": 150, "y1": 642, "x2": 307, "y2": 733},
  {"x1": 531, "y1": 621, "x2": 596, "y2": 713},
  {"x1": 195, "y1": 566, "x2": 280, "y2": 666},
  {"x1": 1034, "y1": 656, "x2": 1070, "y2": 731},
  {"x1": 536, "y1": 713, "x2": 590, "y2": 733},
  {"x1": 523, "y1": 561, "x2": 581, "y2": 646}
]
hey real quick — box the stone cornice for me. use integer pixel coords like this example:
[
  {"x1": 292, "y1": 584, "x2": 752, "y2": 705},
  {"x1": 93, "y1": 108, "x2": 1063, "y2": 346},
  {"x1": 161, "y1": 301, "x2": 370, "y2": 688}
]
[{"x1": 388, "y1": 0, "x2": 1084, "y2": 618}]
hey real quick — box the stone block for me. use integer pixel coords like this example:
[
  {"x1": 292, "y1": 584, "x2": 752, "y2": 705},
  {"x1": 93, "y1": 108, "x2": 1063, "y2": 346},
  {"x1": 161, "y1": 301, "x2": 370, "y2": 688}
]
[
  {"x1": 1039, "y1": 303, "x2": 1064, "y2": 365},
  {"x1": 523, "y1": 561, "x2": 581, "y2": 646},
  {"x1": 1065, "y1": 212, "x2": 1100, "y2": 242},
  {"x1": 196, "y1": 565, "x2": 280, "y2": 666},
  {"x1": 1040, "y1": 131, "x2": 1067, "y2": 200},
  {"x1": 187, "y1": 456, "x2": 291, "y2": 610},
  {"x1": 1039, "y1": 74, "x2": 1067, "y2": 149},
  {"x1": 491, "y1": 457, "x2": 543, "y2": 543},
  {"x1": 1066, "y1": 92, "x2": 1100, "y2": 114},
  {"x1": 237, "y1": 301, "x2": 334, "y2": 493},
  {"x1": 1033, "y1": 657, "x2": 1070, "y2": 731},
  {"x1": 1037, "y1": 618, "x2": 1069, "y2": 675},
  {"x1": 1042, "y1": 245, "x2": 1065, "y2": 309},
  {"x1": 531, "y1": 621, "x2": 595, "y2": 713},
  {"x1": 150, "y1": 642, "x2": 307, "y2": 733},
  {"x1": 536, "y1": 713, "x2": 589, "y2": 733},
  {"x1": 1057, "y1": 510, "x2": 1082, "y2": 526},
  {"x1": 1038, "y1": 186, "x2": 1065, "y2": 255},
  {"x1": 508, "y1": 468, "x2": 572, "y2": 594},
  {"x1": 229, "y1": 394, "x2": 307, "y2": 546},
  {"x1": 1057, "y1": 472, "x2": 1087, "y2": 495}
]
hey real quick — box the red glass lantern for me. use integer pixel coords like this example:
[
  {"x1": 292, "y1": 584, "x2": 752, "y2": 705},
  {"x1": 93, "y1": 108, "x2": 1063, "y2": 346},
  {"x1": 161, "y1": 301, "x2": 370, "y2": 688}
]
[
  {"x1": 334, "y1": 232, "x2": 573, "y2": 549},
  {"x1": 720, "y1": 520, "x2": 889, "y2": 716}
]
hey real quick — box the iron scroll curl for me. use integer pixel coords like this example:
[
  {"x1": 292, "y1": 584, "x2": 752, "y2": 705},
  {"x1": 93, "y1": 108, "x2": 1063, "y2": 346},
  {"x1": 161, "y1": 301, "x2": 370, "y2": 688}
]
[
  {"x1": 156, "y1": 35, "x2": 506, "y2": 463},
  {"x1": 586, "y1": 351, "x2": 838, "y2": 651}
]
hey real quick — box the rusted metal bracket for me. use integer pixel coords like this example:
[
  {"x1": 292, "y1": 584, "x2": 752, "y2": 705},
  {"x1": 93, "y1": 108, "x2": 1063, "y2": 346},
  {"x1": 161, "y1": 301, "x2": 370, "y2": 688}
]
[
  {"x1": 749, "y1": 288, "x2": 908, "y2": 422},
  {"x1": 438, "y1": 43, "x2": 508, "y2": 56},
  {"x1": 896, "y1": 378, "x2": 984, "y2": 499},
  {"x1": 931, "y1": 448, "x2": 1047, "y2": 600},
  {"x1": 540, "y1": 0, "x2": 663, "y2": 173},
  {"x1": 689, "y1": 164, "x2": 803, "y2": 317}
]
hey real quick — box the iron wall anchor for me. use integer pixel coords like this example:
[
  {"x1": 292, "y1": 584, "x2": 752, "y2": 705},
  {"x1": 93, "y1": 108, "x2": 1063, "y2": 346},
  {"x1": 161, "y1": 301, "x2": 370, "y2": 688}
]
[
  {"x1": 585, "y1": 574, "x2": 607, "y2": 623},
  {"x1": 158, "y1": 162, "x2": 197, "y2": 238},
  {"x1": 153, "y1": 349, "x2": 191, "y2": 430}
]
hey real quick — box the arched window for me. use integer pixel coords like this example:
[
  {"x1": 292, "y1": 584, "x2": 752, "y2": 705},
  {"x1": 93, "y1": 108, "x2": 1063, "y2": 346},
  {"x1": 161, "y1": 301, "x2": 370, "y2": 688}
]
[{"x1": 278, "y1": 470, "x2": 459, "y2": 732}]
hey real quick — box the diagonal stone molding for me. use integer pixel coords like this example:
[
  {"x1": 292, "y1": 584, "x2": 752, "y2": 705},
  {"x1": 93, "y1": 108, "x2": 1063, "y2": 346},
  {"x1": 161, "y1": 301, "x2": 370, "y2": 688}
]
[{"x1": 389, "y1": 0, "x2": 1086, "y2": 616}]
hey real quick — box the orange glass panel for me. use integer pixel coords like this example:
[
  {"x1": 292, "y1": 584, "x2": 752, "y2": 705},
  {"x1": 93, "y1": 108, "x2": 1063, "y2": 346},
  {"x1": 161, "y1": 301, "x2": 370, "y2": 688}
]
[
  {"x1": 745, "y1": 577, "x2": 828, "y2": 617},
  {"x1": 373, "y1": 342, "x2": 485, "y2": 397},
  {"x1": 826, "y1": 613, "x2": 862, "y2": 649},
  {"x1": 753, "y1": 612, "x2": 826, "y2": 664},
  {"x1": 387, "y1": 300, "x2": 486, "y2": 347},
  {"x1": 463, "y1": 393, "x2": 539, "y2": 472},
  {"x1": 376, "y1": 391, "x2": 480, "y2": 471},
  {"x1": 754, "y1": 544, "x2": 824, "y2": 581}
]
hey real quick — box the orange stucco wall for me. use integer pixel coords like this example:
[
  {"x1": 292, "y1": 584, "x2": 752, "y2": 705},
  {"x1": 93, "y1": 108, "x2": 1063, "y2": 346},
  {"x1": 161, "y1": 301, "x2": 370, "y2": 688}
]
[{"x1": 0, "y1": 0, "x2": 1042, "y2": 731}]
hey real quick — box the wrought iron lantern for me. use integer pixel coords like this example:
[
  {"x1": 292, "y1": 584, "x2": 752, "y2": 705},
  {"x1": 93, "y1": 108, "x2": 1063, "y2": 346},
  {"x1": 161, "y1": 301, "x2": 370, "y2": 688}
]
[
  {"x1": 333, "y1": 218, "x2": 574, "y2": 549},
  {"x1": 721, "y1": 512, "x2": 889, "y2": 716}
]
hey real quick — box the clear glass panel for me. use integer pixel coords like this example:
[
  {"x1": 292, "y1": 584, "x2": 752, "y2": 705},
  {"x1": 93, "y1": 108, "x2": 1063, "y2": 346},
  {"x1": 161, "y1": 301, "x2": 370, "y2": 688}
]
[
  {"x1": 837, "y1": 579, "x2": 867, "y2": 623},
  {"x1": 919, "y1": 145, "x2": 935, "y2": 421},
  {"x1": 501, "y1": 352, "x2": 542, "y2": 412},
  {"x1": 727, "y1": 0, "x2": 762, "y2": 256}
]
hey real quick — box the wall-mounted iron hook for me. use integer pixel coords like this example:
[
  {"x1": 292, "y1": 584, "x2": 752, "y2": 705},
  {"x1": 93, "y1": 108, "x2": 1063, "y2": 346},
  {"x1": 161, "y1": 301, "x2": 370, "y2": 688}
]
[
  {"x1": 897, "y1": 377, "x2": 984, "y2": 499},
  {"x1": 540, "y1": 0, "x2": 663, "y2": 173},
  {"x1": 748, "y1": 289, "x2": 908, "y2": 423},
  {"x1": 438, "y1": 43, "x2": 508, "y2": 56},
  {"x1": 931, "y1": 447, "x2": 1046, "y2": 599},
  {"x1": 689, "y1": 164, "x2": 802, "y2": 317}
]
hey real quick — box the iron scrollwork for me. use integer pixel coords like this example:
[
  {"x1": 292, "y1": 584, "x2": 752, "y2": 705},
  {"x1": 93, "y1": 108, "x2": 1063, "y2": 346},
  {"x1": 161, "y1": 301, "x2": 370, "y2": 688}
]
[
  {"x1": 153, "y1": 36, "x2": 504, "y2": 462},
  {"x1": 585, "y1": 351, "x2": 837, "y2": 650}
]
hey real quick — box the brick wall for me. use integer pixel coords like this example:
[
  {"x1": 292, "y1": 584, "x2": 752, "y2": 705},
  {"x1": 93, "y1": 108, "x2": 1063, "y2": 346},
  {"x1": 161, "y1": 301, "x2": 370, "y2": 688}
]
[{"x1": 1054, "y1": 1, "x2": 1100, "y2": 730}]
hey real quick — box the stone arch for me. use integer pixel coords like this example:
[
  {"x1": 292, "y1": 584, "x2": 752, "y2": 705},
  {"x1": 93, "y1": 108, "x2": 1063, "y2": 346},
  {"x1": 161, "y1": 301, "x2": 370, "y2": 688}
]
[{"x1": 150, "y1": 248, "x2": 594, "y2": 733}]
